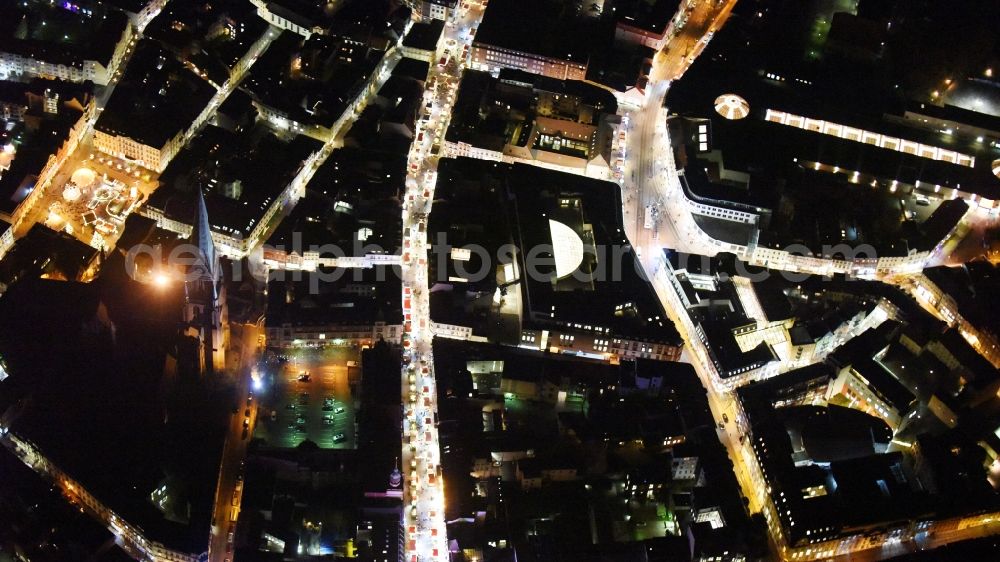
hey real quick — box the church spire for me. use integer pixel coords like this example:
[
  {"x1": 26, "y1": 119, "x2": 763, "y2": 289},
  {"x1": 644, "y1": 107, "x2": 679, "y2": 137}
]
[
  {"x1": 184, "y1": 186, "x2": 228, "y2": 376},
  {"x1": 389, "y1": 457, "x2": 402, "y2": 489},
  {"x1": 192, "y1": 186, "x2": 218, "y2": 283}
]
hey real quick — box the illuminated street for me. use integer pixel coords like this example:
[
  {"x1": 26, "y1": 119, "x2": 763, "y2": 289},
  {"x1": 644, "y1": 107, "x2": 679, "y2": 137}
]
[
  {"x1": 3, "y1": 1, "x2": 1000, "y2": 561},
  {"x1": 207, "y1": 321, "x2": 261, "y2": 562},
  {"x1": 620, "y1": 1, "x2": 1000, "y2": 560},
  {"x1": 399, "y1": 2, "x2": 487, "y2": 561}
]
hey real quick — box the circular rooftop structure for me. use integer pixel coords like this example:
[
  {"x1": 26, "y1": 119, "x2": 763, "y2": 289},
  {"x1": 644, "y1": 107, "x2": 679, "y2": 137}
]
[
  {"x1": 62, "y1": 183, "x2": 82, "y2": 202},
  {"x1": 71, "y1": 167, "x2": 97, "y2": 188},
  {"x1": 714, "y1": 94, "x2": 750, "y2": 120}
]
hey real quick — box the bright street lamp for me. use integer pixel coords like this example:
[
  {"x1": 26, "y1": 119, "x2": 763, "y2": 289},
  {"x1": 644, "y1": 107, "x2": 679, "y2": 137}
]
[{"x1": 153, "y1": 272, "x2": 170, "y2": 288}]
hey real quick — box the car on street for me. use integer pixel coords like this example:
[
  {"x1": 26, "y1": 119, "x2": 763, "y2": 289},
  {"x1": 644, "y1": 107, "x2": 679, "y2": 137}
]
[{"x1": 333, "y1": 433, "x2": 346, "y2": 442}]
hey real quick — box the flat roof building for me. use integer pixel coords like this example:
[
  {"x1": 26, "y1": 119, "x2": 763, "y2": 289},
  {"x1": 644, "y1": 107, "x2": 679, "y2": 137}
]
[
  {"x1": 144, "y1": 123, "x2": 322, "y2": 257},
  {"x1": 401, "y1": 20, "x2": 445, "y2": 61},
  {"x1": 471, "y1": 0, "x2": 600, "y2": 81},
  {"x1": 614, "y1": 0, "x2": 687, "y2": 51},
  {"x1": 93, "y1": 41, "x2": 214, "y2": 172},
  {"x1": 429, "y1": 158, "x2": 683, "y2": 363},
  {"x1": 0, "y1": 2, "x2": 132, "y2": 86},
  {"x1": 666, "y1": 0, "x2": 1000, "y2": 215}
]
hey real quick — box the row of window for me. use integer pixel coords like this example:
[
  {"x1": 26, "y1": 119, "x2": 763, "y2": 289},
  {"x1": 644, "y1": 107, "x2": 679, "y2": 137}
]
[
  {"x1": 694, "y1": 205, "x2": 755, "y2": 221},
  {"x1": 766, "y1": 108, "x2": 975, "y2": 167},
  {"x1": 521, "y1": 331, "x2": 678, "y2": 357}
]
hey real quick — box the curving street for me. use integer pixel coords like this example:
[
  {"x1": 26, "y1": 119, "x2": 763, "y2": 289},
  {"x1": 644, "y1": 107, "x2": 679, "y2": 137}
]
[{"x1": 620, "y1": 1, "x2": 1000, "y2": 560}]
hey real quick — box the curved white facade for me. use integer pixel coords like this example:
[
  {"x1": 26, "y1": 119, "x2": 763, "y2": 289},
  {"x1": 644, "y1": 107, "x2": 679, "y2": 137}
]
[{"x1": 548, "y1": 219, "x2": 584, "y2": 279}]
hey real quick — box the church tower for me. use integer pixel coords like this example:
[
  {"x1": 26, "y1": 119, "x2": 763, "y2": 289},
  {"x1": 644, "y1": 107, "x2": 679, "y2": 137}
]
[
  {"x1": 389, "y1": 457, "x2": 402, "y2": 490},
  {"x1": 183, "y1": 187, "x2": 228, "y2": 374}
]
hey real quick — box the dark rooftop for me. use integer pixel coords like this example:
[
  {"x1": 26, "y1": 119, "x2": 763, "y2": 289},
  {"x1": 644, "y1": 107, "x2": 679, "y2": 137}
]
[
  {"x1": 149, "y1": 123, "x2": 321, "y2": 239},
  {"x1": 265, "y1": 266, "x2": 402, "y2": 329},
  {"x1": 0, "y1": 1, "x2": 128, "y2": 69},
  {"x1": 265, "y1": 147, "x2": 404, "y2": 256},
  {"x1": 474, "y1": 0, "x2": 607, "y2": 63},
  {"x1": 737, "y1": 365, "x2": 932, "y2": 546},
  {"x1": 0, "y1": 452, "x2": 118, "y2": 561},
  {"x1": 445, "y1": 70, "x2": 507, "y2": 151},
  {"x1": 393, "y1": 57, "x2": 430, "y2": 84},
  {"x1": 923, "y1": 259, "x2": 1000, "y2": 341},
  {"x1": 95, "y1": 40, "x2": 215, "y2": 149},
  {"x1": 614, "y1": 0, "x2": 682, "y2": 34},
  {"x1": 781, "y1": 404, "x2": 892, "y2": 463},
  {"x1": 242, "y1": 31, "x2": 384, "y2": 128},
  {"x1": 0, "y1": 224, "x2": 98, "y2": 289},
  {"x1": 429, "y1": 157, "x2": 682, "y2": 346},
  {"x1": 402, "y1": 20, "x2": 444, "y2": 52},
  {"x1": 665, "y1": 0, "x2": 1000, "y2": 204},
  {"x1": 699, "y1": 317, "x2": 776, "y2": 378},
  {"x1": 0, "y1": 275, "x2": 227, "y2": 555},
  {"x1": 915, "y1": 199, "x2": 969, "y2": 252},
  {"x1": 143, "y1": 0, "x2": 269, "y2": 85}
]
